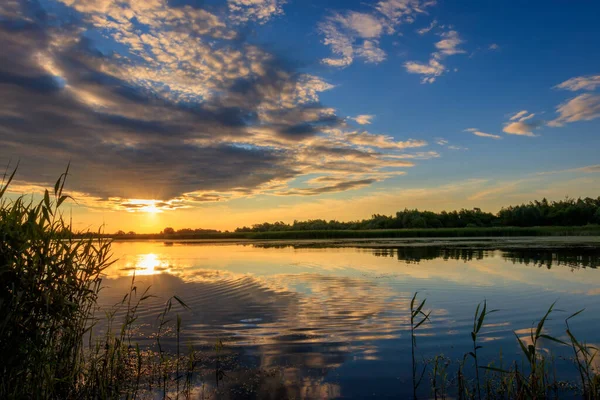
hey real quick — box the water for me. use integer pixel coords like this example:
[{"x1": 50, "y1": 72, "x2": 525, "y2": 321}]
[{"x1": 100, "y1": 238, "x2": 600, "y2": 398}]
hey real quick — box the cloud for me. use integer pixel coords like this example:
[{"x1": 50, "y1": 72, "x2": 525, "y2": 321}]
[
  {"x1": 345, "y1": 131, "x2": 428, "y2": 149},
  {"x1": 416, "y1": 19, "x2": 437, "y2": 35},
  {"x1": 0, "y1": 0, "x2": 433, "y2": 211},
  {"x1": 488, "y1": 43, "x2": 499, "y2": 50},
  {"x1": 547, "y1": 94, "x2": 600, "y2": 127},
  {"x1": 554, "y1": 74, "x2": 600, "y2": 92},
  {"x1": 535, "y1": 164, "x2": 600, "y2": 175},
  {"x1": 468, "y1": 180, "x2": 528, "y2": 201},
  {"x1": 404, "y1": 58, "x2": 444, "y2": 83},
  {"x1": 382, "y1": 151, "x2": 440, "y2": 159},
  {"x1": 375, "y1": 0, "x2": 438, "y2": 25},
  {"x1": 509, "y1": 110, "x2": 529, "y2": 121},
  {"x1": 350, "y1": 114, "x2": 375, "y2": 125},
  {"x1": 404, "y1": 30, "x2": 465, "y2": 83},
  {"x1": 338, "y1": 12, "x2": 385, "y2": 38},
  {"x1": 319, "y1": 12, "x2": 387, "y2": 67},
  {"x1": 434, "y1": 138, "x2": 467, "y2": 150},
  {"x1": 503, "y1": 111, "x2": 542, "y2": 136},
  {"x1": 319, "y1": 0, "x2": 435, "y2": 68},
  {"x1": 356, "y1": 40, "x2": 387, "y2": 63},
  {"x1": 579, "y1": 165, "x2": 600, "y2": 173},
  {"x1": 465, "y1": 128, "x2": 502, "y2": 139},
  {"x1": 433, "y1": 30, "x2": 465, "y2": 57},
  {"x1": 228, "y1": 0, "x2": 287, "y2": 24},
  {"x1": 278, "y1": 179, "x2": 378, "y2": 196}
]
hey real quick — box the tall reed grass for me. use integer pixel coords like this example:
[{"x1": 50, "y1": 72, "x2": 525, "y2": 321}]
[
  {"x1": 1, "y1": 165, "x2": 112, "y2": 398},
  {"x1": 0, "y1": 168, "x2": 196, "y2": 399},
  {"x1": 412, "y1": 295, "x2": 600, "y2": 400}
]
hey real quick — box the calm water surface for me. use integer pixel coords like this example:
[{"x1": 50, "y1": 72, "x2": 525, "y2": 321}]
[{"x1": 100, "y1": 238, "x2": 600, "y2": 398}]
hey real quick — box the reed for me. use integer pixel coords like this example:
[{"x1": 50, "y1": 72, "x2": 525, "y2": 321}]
[
  {"x1": 410, "y1": 292, "x2": 432, "y2": 400},
  {"x1": 469, "y1": 300, "x2": 498, "y2": 400},
  {"x1": 565, "y1": 309, "x2": 599, "y2": 399},
  {"x1": 0, "y1": 167, "x2": 195, "y2": 399},
  {"x1": 1, "y1": 165, "x2": 112, "y2": 398}
]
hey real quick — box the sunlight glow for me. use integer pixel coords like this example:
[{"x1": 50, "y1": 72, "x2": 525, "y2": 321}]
[
  {"x1": 127, "y1": 253, "x2": 172, "y2": 276},
  {"x1": 124, "y1": 199, "x2": 164, "y2": 214}
]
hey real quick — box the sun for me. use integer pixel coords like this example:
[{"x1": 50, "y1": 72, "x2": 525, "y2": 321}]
[
  {"x1": 143, "y1": 203, "x2": 161, "y2": 214},
  {"x1": 125, "y1": 199, "x2": 164, "y2": 214},
  {"x1": 128, "y1": 253, "x2": 172, "y2": 275}
]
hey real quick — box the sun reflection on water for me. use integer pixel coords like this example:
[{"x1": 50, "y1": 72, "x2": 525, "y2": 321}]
[{"x1": 125, "y1": 253, "x2": 172, "y2": 275}]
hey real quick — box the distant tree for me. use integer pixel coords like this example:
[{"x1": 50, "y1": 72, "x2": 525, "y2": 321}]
[
  {"x1": 115, "y1": 230, "x2": 126, "y2": 235},
  {"x1": 594, "y1": 207, "x2": 600, "y2": 224},
  {"x1": 127, "y1": 231, "x2": 136, "y2": 235},
  {"x1": 232, "y1": 196, "x2": 600, "y2": 232},
  {"x1": 162, "y1": 227, "x2": 175, "y2": 235}
]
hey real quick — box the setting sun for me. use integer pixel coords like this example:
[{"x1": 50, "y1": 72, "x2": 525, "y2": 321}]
[{"x1": 123, "y1": 200, "x2": 164, "y2": 214}]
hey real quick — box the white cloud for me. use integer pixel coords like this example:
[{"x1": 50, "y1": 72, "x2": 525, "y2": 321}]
[
  {"x1": 509, "y1": 110, "x2": 529, "y2": 121},
  {"x1": 294, "y1": 75, "x2": 335, "y2": 104},
  {"x1": 351, "y1": 114, "x2": 375, "y2": 125},
  {"x1": 228, "y1": 0, "x2": 286, "y2": 24},
  {"x1": 346, "y1": 131, "x2": 428, "y2": 149},
  {"x1": 502, "y1": 111, "x2": 541, "y2": 136},
  {"x1": 356, "y1": 40, "x2": 387, "y2": 63},
  {"x1": 404, "y1": 58, "x2": 444, "y2": 83},
  {"x1": 503, "y1": 122, "x2": 539, "y2": 136},
  {"x1": 319, "y1": 12, "x2": 387, "y2": 67},
  {"x1": 554, "y1": 75, "x2": 600, "y2": 92},
  {"x1": 416, "y1": 19, "x2": 437, "y2": 35},
  {"x1": 319, "y1": 0, "x2": 435, "y2": 68},
  {"x1": 433, "y1": 30, "x2": 465, "y2": 57},
  {"x1": 404, "y1": 29, "x2": 465, "y2": 84},
  {"x1": 488, "y1": 43, "x2": 499, "y2": 50},
  {"x1": 536, "y1": 164, "x2": 600, "y2": 175},
  {"x1": 465, "y1": 128, "x2": 501, "y2": 139},
  {"x1": 375, "y1": 0, "x2": 437, "y2": 27},
  {"x1": 319, "y1": 19, "x2": 356, "y2": 68},
  {"x1": 548, "y1": 94, "x2": 600, "y2": 127},
  {"x1": 337, "y1": 12, "x2": 384, "y2": 38},
  {"x1": 434, "y1": 138, "x2": 467, "y2": 150}
]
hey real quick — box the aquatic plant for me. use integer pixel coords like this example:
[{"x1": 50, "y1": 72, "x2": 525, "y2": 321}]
[
  {"x1": 566, "y1": 309, "x2": 599, "y2": 399},
  {"x1": 469, "y1": 300, "x2": 498, "y2": 400},
  {"x1": 0, "y1": 165, "x2": 112, "y2": 398},
  {"x1": 0, "y1": 167, "x2": 194, "y2": 399},
  {"x1": 410, "y1": 292, "x2": 432, "y2": 399}
]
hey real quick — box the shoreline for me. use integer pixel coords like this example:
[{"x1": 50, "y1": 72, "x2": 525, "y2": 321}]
[
  {"x1": 102, "y1": 225, "x2": 600, "y2": 242},
  {"x1": 108, "y1": 235, "x2": 600, "y2": 250}
]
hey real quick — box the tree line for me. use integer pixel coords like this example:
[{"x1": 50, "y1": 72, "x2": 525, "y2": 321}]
[{"x1": 234, "y1": 197, "x2": 600, "y2": 232}]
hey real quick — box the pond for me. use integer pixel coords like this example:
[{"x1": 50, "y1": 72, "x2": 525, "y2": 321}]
[{"x1": 99, "y1": 238, "x2": 600, "y2": 398}]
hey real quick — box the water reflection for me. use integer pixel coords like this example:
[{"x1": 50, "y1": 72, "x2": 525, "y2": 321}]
[
  {"x1": 368, "y1": 246, "x2": 600, "y2": 269},
  {"x1": 99, "y1": 240, "x2": 600, "y2": 398}
]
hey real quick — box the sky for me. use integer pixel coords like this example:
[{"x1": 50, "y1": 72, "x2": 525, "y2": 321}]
[{"x1": 1, "y1": 0, "x2": 599, "y2": 233}]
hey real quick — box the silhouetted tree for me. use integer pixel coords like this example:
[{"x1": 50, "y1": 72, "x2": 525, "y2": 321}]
[{"x1": 233, "y1": 196, "x2": 600, "y2": 232}]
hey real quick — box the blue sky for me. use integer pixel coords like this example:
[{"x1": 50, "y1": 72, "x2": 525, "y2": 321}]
[{"x1": 1, "y1": 0, "x2": 599, "y2": 231}]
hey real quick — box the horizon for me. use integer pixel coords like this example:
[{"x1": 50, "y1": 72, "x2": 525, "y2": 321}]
[
  {"x1": 2, "y1": 0, "x2": 600, "y2": 233},
  {"x1": 102, "y1": 195, "x2": 600, "y2": 234}
]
